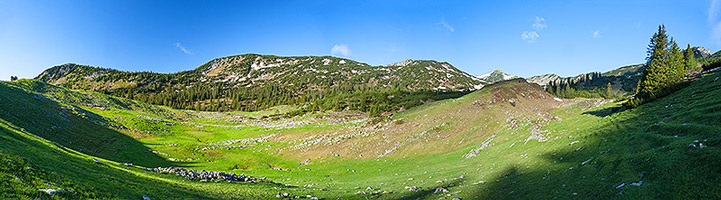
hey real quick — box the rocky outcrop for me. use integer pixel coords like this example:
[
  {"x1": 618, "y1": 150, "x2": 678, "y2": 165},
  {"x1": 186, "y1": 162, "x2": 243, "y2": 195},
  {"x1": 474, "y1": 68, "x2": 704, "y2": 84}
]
[
  {"x1": 148, "y1": 167, "x2": 260, "y2": 183},
  {"x1": 526, "y1": 74, "x2": 561, "y2": 86},
  {"x1": 693, "y1": 47, "x2": 711, "y2": 58},
  {"x1": 386, "y1": 59, "x2": 416, "y2": 67}
]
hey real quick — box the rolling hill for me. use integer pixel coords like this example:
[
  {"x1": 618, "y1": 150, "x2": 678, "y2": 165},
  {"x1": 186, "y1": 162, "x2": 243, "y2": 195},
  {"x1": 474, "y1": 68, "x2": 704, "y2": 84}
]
[{"x1": 3, "y1": 67, "x2": 721, "y2": 198}]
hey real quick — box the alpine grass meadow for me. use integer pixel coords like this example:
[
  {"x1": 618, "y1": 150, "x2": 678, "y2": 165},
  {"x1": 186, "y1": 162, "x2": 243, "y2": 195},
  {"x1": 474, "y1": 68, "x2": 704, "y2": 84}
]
[{"x1": 2, "y1": 1, "x2": 721, "y2": 199}]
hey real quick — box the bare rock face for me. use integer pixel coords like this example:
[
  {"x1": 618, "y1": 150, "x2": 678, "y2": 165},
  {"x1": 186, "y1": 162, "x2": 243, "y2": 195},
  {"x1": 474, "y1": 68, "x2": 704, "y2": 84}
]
[
  {"x1": 526, "y1": 74, "x2": 561, "y2": 86},
  {"x1": 387, "y1": 59, "x2": 417, "y2": 67},
  {"x1": 693, "y1": 47, "x2": 711, "y2": 58}
]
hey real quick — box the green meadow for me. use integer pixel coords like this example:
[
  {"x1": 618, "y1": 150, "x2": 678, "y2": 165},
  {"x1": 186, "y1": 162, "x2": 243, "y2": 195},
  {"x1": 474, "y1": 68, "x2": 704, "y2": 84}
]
[{"x1": 2, "y1": 70, "x2": 720, "y2": 199}]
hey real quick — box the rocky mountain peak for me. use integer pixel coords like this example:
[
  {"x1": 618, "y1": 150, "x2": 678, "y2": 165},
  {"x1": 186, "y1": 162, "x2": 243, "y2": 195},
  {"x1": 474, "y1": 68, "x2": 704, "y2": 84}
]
[
  {"x1": 476, "y1": 69, "x2": 516, "y2": 83},
  {"x1": 693, "y1": 47, "x2": 711, "y2": 58}
]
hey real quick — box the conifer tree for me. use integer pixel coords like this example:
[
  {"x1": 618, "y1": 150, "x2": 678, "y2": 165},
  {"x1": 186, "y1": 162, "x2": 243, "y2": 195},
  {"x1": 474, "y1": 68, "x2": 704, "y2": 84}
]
[
  {"x1": 369, "y1": 104, "x2": 380, "y2": 117},
  {"x1": 684, "y1": 44, "x2": 698, "y2": 71},
  {"x1": 637, "y1": 25, "x2": 668, "y2": 100},
  {"x1": 669, "y1": 42, "x2": 685, "y2": 82},
  {"x1": 606, "y1": 82, "x2": 613, "y2": 98},
  {"x1": 629, "y1": 25, "x2": 686, "y2": 107}
]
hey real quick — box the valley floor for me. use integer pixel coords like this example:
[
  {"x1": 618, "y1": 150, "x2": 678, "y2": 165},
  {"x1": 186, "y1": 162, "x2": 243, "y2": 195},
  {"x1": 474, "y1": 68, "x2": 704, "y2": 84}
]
[{"x1": 1, "y1": 73, "x2": 721, "y2": 199}]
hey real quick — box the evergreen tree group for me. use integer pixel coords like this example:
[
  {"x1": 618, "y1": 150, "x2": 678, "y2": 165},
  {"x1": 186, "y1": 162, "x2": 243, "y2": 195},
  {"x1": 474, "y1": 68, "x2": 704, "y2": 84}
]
[
  {"x1": 626, "y1": 25, "x2": 688, "y2": 108},
  {"x1": 545, "y1": 72, "x2": 621, "y2": 99},
  {"x1": 102, "y1": 80, "x2": 468, "y2": 116}
]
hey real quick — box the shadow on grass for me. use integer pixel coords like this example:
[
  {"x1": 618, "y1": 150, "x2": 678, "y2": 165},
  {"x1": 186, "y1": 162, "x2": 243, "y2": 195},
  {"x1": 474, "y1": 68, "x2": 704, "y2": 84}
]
[
  {"x1": 0, "y1": 83, "x2": 175, "y2": 167},
  {"x1": 582, "y1": 105, "x2": 624, "y2": 117}
]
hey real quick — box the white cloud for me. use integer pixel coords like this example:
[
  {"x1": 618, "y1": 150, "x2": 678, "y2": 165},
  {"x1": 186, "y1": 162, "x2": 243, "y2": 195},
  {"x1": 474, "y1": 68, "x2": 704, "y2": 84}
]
[
  {"x1": 710, "y1": 0, "x2": 719, "y2": 22},
  {"x1": 521, "y1": 31, "x2": 539, "y2": 43},
  {"x1": 439, "y1": 16, "x2": 455, "y2": 32},
  {"x1": 176, "y1": 43, "x2": 192, "y2": 55},
  {"x1": 331, "y1": 44, "x2": 351, "y2": 57},
  {"x1": 388, "y1": 44, "x2": 398, "y2": 53},
  {"x1": 532, "y1": 16, "x2": 546, "y2": 30},
  {"x1": 711, "y1": 0, "x2": 721, "y2": 44},
  {"x1": 592, "y1": 30, "x2": 601, "y2": 39},
  {"x1": 713, "y1": 22, "x2": 721, "y2": 45},
  {"x1": 522, "y1": 16, "x2": 545, "y2": 43}
]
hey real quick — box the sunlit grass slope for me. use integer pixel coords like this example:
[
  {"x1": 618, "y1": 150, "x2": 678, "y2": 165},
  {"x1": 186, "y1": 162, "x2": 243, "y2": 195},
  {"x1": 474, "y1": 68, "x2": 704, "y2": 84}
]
[{"x1": 1, "y1": 70, "x2": 720, "y2": 199}]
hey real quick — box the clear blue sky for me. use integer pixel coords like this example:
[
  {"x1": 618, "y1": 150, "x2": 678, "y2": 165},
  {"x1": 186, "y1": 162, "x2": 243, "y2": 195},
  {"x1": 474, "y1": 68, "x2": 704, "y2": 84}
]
[{"x1": 1, "y1": 0, "x2": 720, "y2": 80}]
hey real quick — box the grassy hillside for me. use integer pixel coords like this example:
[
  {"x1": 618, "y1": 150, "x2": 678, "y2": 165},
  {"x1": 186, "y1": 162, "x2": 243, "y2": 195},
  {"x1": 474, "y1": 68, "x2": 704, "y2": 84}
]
[
  {"x1": 0, "y1": 118, "x2": 289, "y2": 199},
  {"x1": 478, "y1": 69, "x2": 721, "y2": 199},
  {"x1": 1, "y1": 69, "x2": 720, "y2": 199}
]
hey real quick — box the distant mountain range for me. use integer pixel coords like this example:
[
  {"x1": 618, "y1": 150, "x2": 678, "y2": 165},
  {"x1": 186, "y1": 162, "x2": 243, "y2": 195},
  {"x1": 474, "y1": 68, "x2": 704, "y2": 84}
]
[
  {"x1": 474, "y1": 65, "x2": 643, "y2": 96},
  {"x1": 526, "y1": 64, "x2": 641, "y2": 86},
  {"x1": 524, "y1": 47, "x2": 716, "y2": 90},
  {"x1": 32, "y1": 46, "x2": 721, "y2": 112},
  {"x1": 526, "y1": 64, "x2": 644, "y2": 97}
]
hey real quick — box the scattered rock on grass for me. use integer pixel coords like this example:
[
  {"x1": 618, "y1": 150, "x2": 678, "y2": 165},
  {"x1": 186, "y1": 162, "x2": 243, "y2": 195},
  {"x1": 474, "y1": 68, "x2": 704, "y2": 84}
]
[
  {"x1": 581, "y1": 157, "x2": 593, "y2": 165},
  {"x1": 689, "y1": 139, "x2": 708, "y2": 148},
  {"x1": 275, "y1": 192, "x2": 289, "y2": 198},
  {"x1": 405, "y1": 186, "x2": 419, "y2": 192},
  {"x1": 148, "y1": 167, "x2": 259, "y2": 183},
  {"x1": 38, "y1": 188, "x2": 57, "y2": 195}
]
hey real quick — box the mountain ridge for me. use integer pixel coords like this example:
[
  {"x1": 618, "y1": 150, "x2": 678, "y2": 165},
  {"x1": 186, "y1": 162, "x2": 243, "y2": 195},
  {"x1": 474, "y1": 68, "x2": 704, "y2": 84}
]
[
  {"x1": 37, "y1": 54, "x2": 486, "y2": 90},
  {"x1": 526, "y1": 64, "x2": 642, "y2": 86},
  {"x1": 35, "y1": 54, "x2": 487, "y2": 112}
]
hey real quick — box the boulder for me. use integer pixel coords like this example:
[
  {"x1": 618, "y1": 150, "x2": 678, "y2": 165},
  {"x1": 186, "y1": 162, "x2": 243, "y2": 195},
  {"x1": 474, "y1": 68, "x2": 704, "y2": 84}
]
[
  {"x1": 434, "y1": 187, "x2": 449, "y2": 193},
  {"x1": 38, "y1": 188, "x2": 57, "y2": 195}
]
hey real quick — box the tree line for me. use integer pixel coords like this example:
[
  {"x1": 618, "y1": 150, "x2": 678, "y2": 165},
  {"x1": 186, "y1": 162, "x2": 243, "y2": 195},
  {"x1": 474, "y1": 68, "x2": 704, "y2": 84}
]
[{"x1": 104, "y1": 81, "x2": 469, "y2": 115}]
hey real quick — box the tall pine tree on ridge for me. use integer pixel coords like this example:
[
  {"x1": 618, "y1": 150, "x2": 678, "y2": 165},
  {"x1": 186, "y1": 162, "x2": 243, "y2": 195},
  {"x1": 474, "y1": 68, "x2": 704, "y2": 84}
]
[{"x1": 627, "y1": 25, "x2": 686, "y2": 107}]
